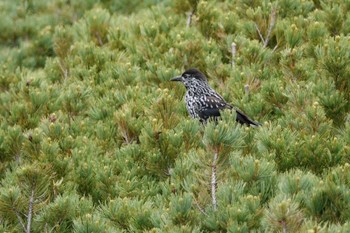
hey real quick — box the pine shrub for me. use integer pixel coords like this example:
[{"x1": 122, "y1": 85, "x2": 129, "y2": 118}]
[{"x1": 1, "y1": 0, "x2": 350, "y2": 232}]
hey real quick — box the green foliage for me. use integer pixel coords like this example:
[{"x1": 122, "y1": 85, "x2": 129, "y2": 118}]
[
  {"x1": 315, "y1": 35, "x2": 350, "y2": 124},
  {"x1": 1, "y1": 0, "x2": 350, "y2": 232},
  {"x1": 263, "y1": 195, "x2": 304, "y2": 233},
  {"x1": 203, "y1": 186, "x2": 262, "y2": 232},
  {"x1": 196, "y1": 0, "x2": 222, "y2": 38},
  {"x1": 203, "y1": 111, "x2": 242, "y2": 152},
  {"x1": 304, "y1": 164, "x2": 350, "y2": 223},
  {"x1": 0, "y1": 163, "x2": 54, "y2": 232},
  {"x1": 100, "y1": 198, "x2": 155, "y2": 231},
  {"x1": 231, "y1": 153, "x2": 277, "y2": 203},
  {"x1": 35, "y1": 192, "x2": 94, "y2": 232}
]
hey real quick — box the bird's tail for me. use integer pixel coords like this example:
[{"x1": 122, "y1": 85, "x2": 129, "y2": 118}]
[{"x1": 235, "y1": 109, "x2": 262, "y2": 127}]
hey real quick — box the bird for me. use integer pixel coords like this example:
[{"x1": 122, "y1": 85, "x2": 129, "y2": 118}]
[{"x1": 170, "y1": 68, "x2": 261, "y2": 126}]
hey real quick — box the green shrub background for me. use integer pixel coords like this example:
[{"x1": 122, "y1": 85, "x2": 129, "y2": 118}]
[{"x1": 1, "y1": 0, "x2": 350, "y2": 232}]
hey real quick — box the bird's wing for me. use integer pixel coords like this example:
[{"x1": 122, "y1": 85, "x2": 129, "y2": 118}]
[
  {"x1": 198, "y1": 95, "x2": 261, "y2": 126},
  {"x1": 235, "y1": 108, "x2": 261, "y2": 127},
  {"x1": 197, "y1": 95, "x2": 232, "y2": 121}
]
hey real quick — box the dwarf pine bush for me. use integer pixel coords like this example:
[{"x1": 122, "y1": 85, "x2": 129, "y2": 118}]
[{"x1": 1, "y1": 0, "x2": 350, "y2": 232}]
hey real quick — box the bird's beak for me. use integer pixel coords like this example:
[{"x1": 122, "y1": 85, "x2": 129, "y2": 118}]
[{"x1": 170, "y1": 76, "x2": 182, "y2": 82}]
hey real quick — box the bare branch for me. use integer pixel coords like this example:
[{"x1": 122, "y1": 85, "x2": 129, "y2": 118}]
[
  {"x1": 231, "y1": 42, "x2": 236, "y2": 69},
  {"x1": 26, "y1": 189, "x2": 35, "y2": 233},
  {"x1": 58, "y1": 60, "x2": 68, "y2": 80},
  {"x1": 211, "y1": 151, "x2": 218, "y2": 211},
  {"x1": 255, "y1": 7, "x2": 277, "y2": 48},
  {"x1": 282, "y1": 220, "x2": 287, "y2": 233},
  {"x1": 13, "y1": 208, "x2": 26, "y2": 232},
  {"x1": 186, "y1": 11, "x2": 194, "y2": 27},
  {"x1": 95, "y1": 32, "x2": 104, "y2": 46},
  {"x1": 273, "y1": 44, "x2": 278, "y2": 52},
  {"x1": 264, "y1": 7, "x2": 277, "y2": 48},
  {"x1": 255, "y1": 23, "x2": 266, "y2": 45},
  {"x1": 193, "y1": 196, "x2": 208, "y2": 216},
  {"x1": 121, "y1": 130, "x2": 131, "y2": 144},
  {"x1": 244, "y1": 84, "x2": 250, "y2": 95},
  {"x1": 15, "y1": 152, "x2": 21, "y2": 164}
]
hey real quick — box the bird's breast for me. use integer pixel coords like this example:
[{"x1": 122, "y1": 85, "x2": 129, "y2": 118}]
[{"x1": 185, "y1": 92, "x2": 199, "y2": 118}]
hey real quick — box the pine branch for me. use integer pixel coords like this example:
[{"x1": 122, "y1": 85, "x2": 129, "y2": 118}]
[
  {"x1": 211, "y1": 151, "x2": 218, "y2": 211},
  {"x1": 121, "y1": 130, "x2": 131, "y2": 144},
  {"x1": 58, "y1": 59, "x2": 68, "y2": 79},
  {"x1": 255, "y1": 7, "x2": 277, "y2": 48},
  {"x1": 255, "y1": 23, "x2": 266, "y2": 45},
  {"x1": 12, "y1": 207, "x2": 26, "y2": 232},
  {"x1": 264, "y1": 7, "x2": 277, "y2": 48},
  {"x1": 282, "y1": 220, "x2": 287, "y2": 233},
  {"x1": 26, "y1": 188, "x2": 35, "y2": 233},
  {"x1": 231, "y1": 42, "x2": 236, "y2": 69},
  {"x1": 186, "y1": 11, "x2": 193, "y2": 27},
  {"x1": 245, "y1": 84, "x2": 250, "y2": 95},
  {"x1": 193, "y1": 196, "x2": 208, "y2": 216},
  {"x1": 95, "y1": 32, "x2": 104, "y2": 46},
  {"x1": 15, "y1": 152, "x2": 21, "y2": 164}
]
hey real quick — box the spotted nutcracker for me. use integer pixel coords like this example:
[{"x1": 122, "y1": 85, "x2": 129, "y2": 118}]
[{"x1": 171, "y1": 68, "x2": 261, "y2": 126}]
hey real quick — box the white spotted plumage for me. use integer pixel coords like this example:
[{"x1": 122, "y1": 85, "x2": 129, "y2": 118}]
[
  {"x1": 171, "y1": 68, "x2": 261, "y2": 126},
  {"x1": 182, "y1": 76, "x2": 230, "y2": 122}
]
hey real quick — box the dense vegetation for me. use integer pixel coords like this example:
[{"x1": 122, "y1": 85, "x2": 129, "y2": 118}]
[{"x1": 1, "y1": 0, "x2": 350, "y2": 232}]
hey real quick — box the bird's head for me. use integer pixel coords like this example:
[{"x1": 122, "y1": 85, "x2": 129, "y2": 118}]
[{"x1": 171, "y1": 68, "x2": 208, "y2": 89}]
